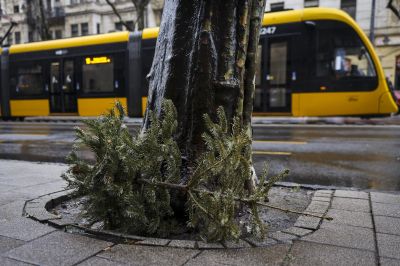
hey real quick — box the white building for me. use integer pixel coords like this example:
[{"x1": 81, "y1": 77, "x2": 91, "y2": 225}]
[
  {"x1": 0, "y1": 0, "x2": 163, "y2": 44},
  {"x1": 266, "y1": 0, "x2": 400, "y2": 88}
]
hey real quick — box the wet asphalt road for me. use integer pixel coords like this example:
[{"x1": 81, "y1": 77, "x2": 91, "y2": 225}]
[{"x1": 0, "y1": 121, "x2": 399, "y2": 191}]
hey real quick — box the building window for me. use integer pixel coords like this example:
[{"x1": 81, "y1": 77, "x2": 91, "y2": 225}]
[
  {"x1": 81, "y1": 23, "x2": 89, "y2": 36},
  {"x1": 71, "y1": 24, "x2": 79, "y2": 37},
  {"x1": 70, "y1": 0, "x2": 80, "y2": 4},
  {"x1": 270, "y1": 2, "x2": 284, "y2": 11},
  {"x1": 7, "y1": 35, "x2": 13, "y2": 45},
  {"x1": 341, "y1": 0, "x2": 356, "y2": 19},
  {"x1": 15, "y1": 32, "x2": 21, "y2": 44},
  {"x1": 304, "y1": 0, "x2": 319, "y2": 7},
  {"x1": 126, "y1": 21, "x2": 134, "y2": 31},
  {"x1": 97, "y1": 23, "x2": 100, "y2": 34},
  {"x1": 115, "y1": 22, "x2": 123, "y2": 31},
  {"x1": 28, "y1": 32, "x2": 34, "y2": 42},
  {"x1": 13, "y1": 5, "x2": 19, "y2": 13},
  {"x1": 55, "y1": 30, "x2": 62, "y2": 39}
]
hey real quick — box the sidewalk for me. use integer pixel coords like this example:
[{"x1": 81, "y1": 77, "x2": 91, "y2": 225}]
[{"x1": 0, "y1": 159, "x2": 399, "y2": 266}]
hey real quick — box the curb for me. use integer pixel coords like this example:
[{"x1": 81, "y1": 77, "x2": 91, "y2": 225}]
[{"x1": 24, "y1": 188, "x2": 334, "y2": 250}]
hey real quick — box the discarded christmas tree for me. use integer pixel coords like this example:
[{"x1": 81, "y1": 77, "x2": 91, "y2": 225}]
[{"x1": 63, "y1": 100, "x2": 289, "y2": 241}]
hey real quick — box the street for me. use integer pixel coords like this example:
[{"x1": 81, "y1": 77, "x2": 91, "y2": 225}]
[{"x1": 1, "y1": 119, "x2": 399, "y2": 191}]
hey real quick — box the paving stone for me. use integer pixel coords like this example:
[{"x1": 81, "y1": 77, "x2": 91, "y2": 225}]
[
  {"x1": 98, "y1": 244, "x2": 199, "y2": 265},
  {"x1": 325, "y1": 209, "x2": 373, "y2": 228},
  {"x1": 25, "y1": 206, "x2": 60, "y2": 221},
  {"x1": 334, "y1": 190, "x2": 369, "y2": 199},
  {"x1": 0, "y1": 236, "x2": 25, "y2": 253},
  {"x1": 283, "y1": 227, "x2": 313, "y2": 237},
  {"x1": 268, "y1": 231, "x2": 298, "y2": 243},
  {"x1": 380, "y1": 257, "x2": 400, "y2": 266},
  {"x1": 312, "y1": 196, "x2": 331, "y2": 202},
  {"x1": 48, "y1": 189, "x2": 74, "y2": 203},
  {"x1": 5, "y1": 231, "x2": 112, "y2": 266},
  {"x1": 314, "y1": 190, "x2": 333, "y2": 197},
  {"x1": 135, "y1": 238, "x2": 170, "y2": 246},
  {"x1": 371, "y1": 192, "x2": 400, "y2": 204},
  {"x1": 244, "y1": 237, "x2": 277, "y2": 247},
  {"x1": 294, "y1": 215, "x2": 321, "y2": 230},
  {"x1": 302, "y1": 222, "x2": 375, "y2": 251},
  {"x1": 372, "y1": 202, "x2": 400, "y2": 218},
  {"x1": 0, "y1": 256, "x2": 32, "y2": 266},
  {"x1": 0, "y1": 184, "x2": 18, "y2": 193},
  {"x1": 0, "y1": 201, "x2": 25, "y2": 220},
  {"x1": 375, "y1": 216, "x2": 400, "y2": 236},
  {"x1": 168, "y1": 239, "x2": 196, "y2": 249},
  {"x1": 12, "y1": 180, "x2": 66, "y2": 198},
  {"x1": 47, "y1": 216, "x2": 76, "y2": 227},
  {"x1": 121, "y1": 233, "x2": 146, "y2": 241},
  {"x1": 0, "y1": 191, "x2": 30, "y2": 207},
  {"x1": 0, "y1": 217, "x2": 55, "y2": 241},
  {"x1": 305, "y1": 201, "x2": 330, "y2": 214},
  {"x1": 185, "y1": 244, "x2": 290, "y2": 266},
  {"x1": 224, "y1": 239, "x2": 252, "y2": 248},
  {"x1": 78, "y1": 256, "x2": 125, "y2": 266},
  {"x1": 197, "y1": 241, "x2": 224, "y2": 249},
  {"x1": 331, "y1": 197, "x2": 370, "y2": 212},
  {"x1": 377, "y1": 233, "x2": 400, "y2": 259},
  {"x1": 288, "y1": 241, "x2": 376, "y2": 266}
]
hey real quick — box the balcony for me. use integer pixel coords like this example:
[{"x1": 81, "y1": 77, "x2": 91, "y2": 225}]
[{"x1": 48, "y1": 7, "x2": 66, "y2": 26}]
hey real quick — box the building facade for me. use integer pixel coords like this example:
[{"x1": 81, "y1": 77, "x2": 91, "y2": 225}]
[
  {"x1": 0, "y1": 0, "x2": 163, "y2": 44},
  {"x1": 266, "y1": 0, "x2": 400, "y2": 89}
]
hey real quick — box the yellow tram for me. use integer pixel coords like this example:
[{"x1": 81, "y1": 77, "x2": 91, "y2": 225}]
[{"x1": 0, "y1": 8, "x2": 398, "y2": 118}]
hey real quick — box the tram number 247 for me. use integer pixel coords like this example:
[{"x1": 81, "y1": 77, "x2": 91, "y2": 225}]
[{"x1": 260, "y1": 26, "x2": 277, "y2": 35}]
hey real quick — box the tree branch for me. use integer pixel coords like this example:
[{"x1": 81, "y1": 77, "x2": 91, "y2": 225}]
[{"x1": 105, "y1": 0, "x2": 134, "y2": 31}]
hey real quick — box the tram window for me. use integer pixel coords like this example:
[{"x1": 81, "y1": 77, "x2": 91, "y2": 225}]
[
  {"x1": 12, "y1": 64, "x2": 44, "y2": 96},
  {"x1": 82, "y1": 56, "x2": 114, "y2": 93},
  {"x1": 312, "y1": 20, "x2": 378, "y2": 91}
]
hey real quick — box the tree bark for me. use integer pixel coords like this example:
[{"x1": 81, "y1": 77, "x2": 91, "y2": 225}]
[{"x1": 143, "y1": 0, "x2": 265, "y2": 183}]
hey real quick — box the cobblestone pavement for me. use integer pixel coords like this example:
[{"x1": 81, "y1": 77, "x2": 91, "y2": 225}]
[{"x1": 1, "y1": 159, "x2": 400, "y2": 266}]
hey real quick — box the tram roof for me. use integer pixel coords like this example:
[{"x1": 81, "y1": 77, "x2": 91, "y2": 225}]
[
  {"x1": 263, "y1": 7, "x2": 354, "y2": 26},
  {"x1": 6, "y1": 8, "x2": 359, "y2": 55},
  {"x1": 9, "y1": 31, "x2": 130, "y2": 54}
]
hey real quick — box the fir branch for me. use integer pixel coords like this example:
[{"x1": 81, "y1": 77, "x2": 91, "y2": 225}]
[{"x1": 136, "y1": 177, "x2": 333, "y2": 221}]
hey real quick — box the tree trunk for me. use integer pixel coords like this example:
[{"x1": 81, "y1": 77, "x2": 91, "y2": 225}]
[
  {"x1": 132, "y1": 0, "x2": 150, "y2": 30},
  {"x1": 135, "y1": 5, "x2": 145, "y2": 30},
  {"x1": 38, "y1": 0, "x2": 51, "y2": 40},
  {"x1": 143, "y1": 0, "x2": 265, "y2": 183}
]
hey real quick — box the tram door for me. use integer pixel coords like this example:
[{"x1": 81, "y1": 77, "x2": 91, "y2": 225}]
[
  {"x1": 49, "y1": 60, "x2": 77, "y2": 113},
  {"x1": 264, "y1": 38, "x2": 291, "y2": 113}
]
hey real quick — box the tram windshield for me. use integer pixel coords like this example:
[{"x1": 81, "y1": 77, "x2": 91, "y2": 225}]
[
  {"x1": 315, "y1": 20, "x2": 376, "y2": 80},
  {"x1": 289, "y1": 20, "x2": 379, "y2": 92}
]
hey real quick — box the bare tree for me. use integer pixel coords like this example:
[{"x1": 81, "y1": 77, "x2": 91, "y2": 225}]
[
  {"x1": 105, "y1": 0, "x2": 153, "y2": 31},
  {"x1": 26, "y1": 0, "x2": 51, "y2": 41}
]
